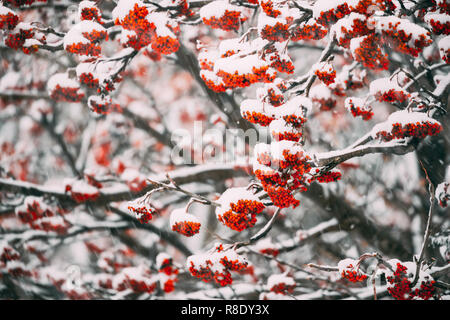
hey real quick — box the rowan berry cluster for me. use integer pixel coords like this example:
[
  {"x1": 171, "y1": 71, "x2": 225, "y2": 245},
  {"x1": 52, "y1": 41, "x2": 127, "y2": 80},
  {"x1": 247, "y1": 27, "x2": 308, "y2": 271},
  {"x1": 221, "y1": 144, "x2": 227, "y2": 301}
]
[
  {"x1": 47, "y1": 73, "x2": 85, "y2": 103},
  {"x1": 156, "y1": 253, "x2": 179, "y2": 293},
  {"x1": 372, "y1": 111, "x2": 443, "y2": 142},
  {"x1": 65, "y1": 179, "x2": 100, "y2": 203},
  {"x1": 267, "y1": 273, "x2": 296, "y2": 294},
  {"x1": 79, "y1": 1, "x2": 103, "y2": 24},
  {"x1": 0, "y1": 5, "x2": 18, "y2": 30},
  {"x1": 291, "y1": 18, "x2": 328, "y2": 41},
  {"x1": 15, "y1": 196, "x2": 70, "y2": 234},
  {"x1": 435, "y1": 182, "x2": 449, "y2": 208},
  {"x1": 170, "y1": 208, "x2": 201, "y2": 237},
  {"x1": 385, "y1": 261, "x2": 436, "y2": 300},
  {"x1": 314, "y1": 61, "x2": 337, "y2": 86},
  {"x1": 345, "y1": 97, "x2": 373, "y2": 120},
  {"x1": 88, "y1": 95, "x2": 121, "y2": 115},
  {"x1": 187, "y1": 244, "x2": 248, "y2": 286},
  {"x1": 127, "y1": 201, "x2": 155, "y2": 224},
  {"x1": 113, "y1": 1, "x2": 180, "y2": 54},
  {"x1": 200, "y1": 1, "x2": 248, "y2": 32},
  {"x1": 215, "y1": 187, "x2": 265, "y2": 231},
  {"x1": 3, "y1": 0, "x2": 47, "y2": 6},
  {"x1": 338, "y1": 258, "x2": 368, "y2": 283}
]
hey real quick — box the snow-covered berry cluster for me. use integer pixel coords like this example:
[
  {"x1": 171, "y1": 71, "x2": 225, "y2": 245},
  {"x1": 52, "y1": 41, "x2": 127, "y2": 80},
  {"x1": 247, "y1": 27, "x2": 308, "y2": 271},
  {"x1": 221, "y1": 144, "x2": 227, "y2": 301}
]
[
  {"x1": 435, "y1": 181, "x2": 449, "y2": 208},
  {"x1": 47, "y1": 73, "x2": 85, "y2": 103},
  {"x1": 113, "y1": 0, "x2": 180, "y2": 54},
  {"x1": 345, "y1": 97, "x2": 373, "y2": 120},
  {"x1": 383, "y1": 260, "x2": 436, "y2": 300},
  {"x1": 15, "y1": 196, "x2": 70, "y2": 234},
  {"x1": 371, "y1": 110, "x2": 442, "y2": 142},
  {"x1": 313, "y1": 61, "x2": 337, "y2": 86},
  {"x1": 0, "y1": 4, "x2": 18, "y2": 30},
  {"x1": 338, "y1": 258, "x2": 368, "y2": 282},
  {"x1": 215, "y1": 187, "x2": 265, "y2": 231},
  {"x1": 200, "y1": 0, "x2": 248, "y2": 32},
  {"x1": 127, "y1": 200, "x2": 156, "y2": 224},
  {"x1": 187, "y1": 244, "x2": 248, "y2": 286},
  {"x1": 64, "y1": 20, "x2": 107, "y2": 57},
  {"x1": 78, "y1": 1, "x2": 103, "y2": 24},
  {"x1": 170, "y1": 208, "x2": 201, "y2": 237},
  {"x1": 156, "y1": 253, "x2": 179, "y2": 293},
  {"x1": 266, "y1": 273, "x2": 296, "y2": 294},
  {"x1": 64, "y1": 179, "x2": 100, "y2": 203}
]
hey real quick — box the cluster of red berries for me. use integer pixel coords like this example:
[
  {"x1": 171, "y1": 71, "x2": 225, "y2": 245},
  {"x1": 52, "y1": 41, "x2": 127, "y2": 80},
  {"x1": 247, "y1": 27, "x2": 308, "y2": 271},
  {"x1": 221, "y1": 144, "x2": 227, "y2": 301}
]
[
  {"x1": 291, "y1": 20, "x2": 328, "y2": 41},
  {"x1": 338, "y1": 259, "x2": 368, "y2": 283},
  {"x1": 65, "y1": 179, "x2": 100, "y2": 203},
  {"x1": 386, "y1": 262, "x2": 435, "y2": 300},
  {"x1": 116, "y1": 4, "x2": 153, "y2": 50},
  {"x1": 315, "y1": 1, "x2": 351, "y2": 27},
  {"x1": 88, "y1": 96, "x2": 121, "y2": 115},
  {"x1": 172, "y1": 221, "x2": 201, "y2": 237},
  {"x1": 373, "y1": 88, "x2": 410, "y2": 103},
  {"x1": 351, "y1": 34, "x2": 389, "y2": 70},
  {"x1": 345, "y1": 98, "x2": 373, "y2": 120},
  {"x1": 265, "y1": 185, "x2": 300, "y2": 208},
  {"x1": 65, "y1": 38, "x2": 102, "y2": 57},
  {"x1": 120, "y1": 168, "x2": 148, "y2": 192},
  {"x1": 436, "y1": 182, "x2": 449, "y2": 208},
  {"x1": 187, "y1": 244, "x2": 248, "y2": 286},
  {"x1": 260, "y1": 0, "x2": 282, "y2": 17},
  {"x1": 264, "y1": 87, "x2": 285, "y2": 107},
  {"x1": 50, "y1": 85, "x2": 85, "y2": 102},
  {"x1": 249, "y1": 97, "x2": 312, "y2": 207},
  {"x1": 269, "y1": 53, "x2": 294, "y2": 74},
  {"x1": 375, "y1": 121, "x2": 443, "y2": 141},
  {"x1": 0, "y1": 7, "x2": 18, "y2": 30},
  {"x1": 267, "y1": 274, "x2": 296, "y2": 295},
  {"x1": 377, "y1": 18, "x2": 432, "y2": 57},
  {"x1": 80, "y1": 2, "x2": 103, "y2": 23},
  {"x1": 0, "y1": 243, "x2": 20, "y2": 264},
  {"x1": 3, "y1": 261, "x2": 33, "y2": 277},
  {"x1": 200, "y1": 1, "x2": 248, "y2": 32},
  {"x1": 3, "y1": 0, "x2": 46, "y2": 6},
  {"x1": 97, "y1": 247, "x2": 134, "y2": 273},
  {"x1": 216, "y1": 188, "x2": 265, "y2": 232},
  {"x1": 115, "y1": 266, "x2": 158, "y2": 294},
  {"x1": 150, "y1": 34, "x2": 180, "y2": 55},
  {"x1": 333, "y1": 13, "x2": 370, "y2": 48},
  {"x1": 116, "y1": 4, "x2": 180, "y2": 54},
  {"x1": 157, "y1": 254, "x2": 179, "y2": 293},
  {"x1": 4, "y1": 24, "x2": 43, "y2": 54},
  {"x1": 64, "y1": 20, "x2": 107, "y2": 57},
  {"x1": 15, "y1": 196, "x2": 52, "y2": 223},
  {"x1": 14, "y1": 197, "x2": 70, "y2": 234},
  {"x1": 215, "y1": 64, "x2": 276, "y2": 90},
  {"x1": 314, "y1": 62, "x2": 336, "y2": 86},
  {"x1": 127, "y1": 204, "x2": 155, "y2": 224},
  {"x1": 170, "y1": 208, "x2": 202, "y2": 237},
  {"x1": 312, "y1": 169, "x2": 342, "y2": 184},
  {"x1": 260, "y1": 21, "x2": 291, "y2": 42},
  {"x1": 33, "y1": 216, "x2": 71, "y2": 235},
  {"x1": 203, "y1": 10, "x2": 247, "y2": 32},
  {"x1": 425, "y1": 14, "x2": 450, "y2": 35},
  {"x1": 77, "y1": 69, "x2": 99, "y2": 88},
  {"x1": 242, "y1": 110, "x2": 275, "y2": 127},
  {"x1": 0, "y1": 243, "x2": 29, "y2": 278}
]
